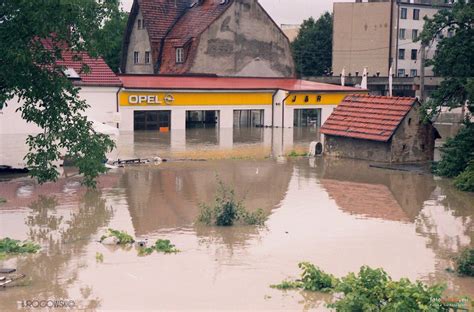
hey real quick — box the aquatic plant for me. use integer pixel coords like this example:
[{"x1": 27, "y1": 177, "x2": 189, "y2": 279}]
[
  {"x1": 456, "y1": 248, "x2": 474, "y2": 276},
  {"x1": 271, "y1": 262, "x2": 338, "y2": 292},
  {"x1": 198, "y1": 178, "x2": 267, "y2": 226},
  {"x1": 0, "y1": 237, "x2": 40, "y2": 257},
  {"x1": 272, "y1": 263, "x2": 467, "y2": 311},
  {"x1": 100, "y1": 228, "x2": 135, "y2": 245},
  {"x1": 95, "y1": 252, "x2": 104, "y2": 263},
  {"x1": 137, "y1": 239, "x2": 180, "y2": 256}
]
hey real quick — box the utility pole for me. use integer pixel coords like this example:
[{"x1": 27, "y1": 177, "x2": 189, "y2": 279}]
[{"x1": 420, "y1": 43, "x2": 426, "y2": 103}]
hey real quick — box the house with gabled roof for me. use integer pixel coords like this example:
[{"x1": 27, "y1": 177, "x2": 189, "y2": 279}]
[
  {"x1": 320, "y1": 95, "x2": 440, "y2": 163},
  {"x1": 120, "y1": 0, "x2": 295, "y2": 77}
]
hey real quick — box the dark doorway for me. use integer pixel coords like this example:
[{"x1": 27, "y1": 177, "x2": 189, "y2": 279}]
[
  {"x1": 134, "y1": 111, "x2": 171, "y2": 131},
  {"x1": 186, "y1": 110, "x2": 219, "y2": 129},
  {"x1": 233, "y1": 110, "x2": 264, "y2": 128}
]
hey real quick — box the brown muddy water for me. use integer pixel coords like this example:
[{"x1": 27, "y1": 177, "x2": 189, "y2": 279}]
[{"x1": 0, "y1": 128, "x2": 473, "y2": 311}]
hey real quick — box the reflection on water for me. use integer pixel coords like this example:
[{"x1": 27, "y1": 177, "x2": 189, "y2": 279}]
[{"x1": 0, "y1": 133, "x2": 473, "y2": 311}]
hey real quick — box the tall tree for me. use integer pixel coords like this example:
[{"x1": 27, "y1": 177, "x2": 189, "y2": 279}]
[
  {"x1": 0, "y1": 0, "x2": 119, "y2": 187},
  {"x1": 92, "y1": 9, "x2": 128, "y2": 73},
  {"x1": 418, "y1": 0, "x2": 474, "y2": 118},
  {"x1": 419, "y1": 0, "x2": 474, "y2": 192},
  {"x1": 291, "y1": 12, "x2": 333, "y2": 77}
]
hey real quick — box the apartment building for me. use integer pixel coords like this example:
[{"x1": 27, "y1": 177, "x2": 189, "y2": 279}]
[{"x1": 333, "y1": 0, "x2": 452, "y2": 78}]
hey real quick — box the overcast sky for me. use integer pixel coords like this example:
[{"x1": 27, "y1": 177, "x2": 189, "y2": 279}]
[{"x1": 121, "y1": 0, "x2": 353, "y2": 25}]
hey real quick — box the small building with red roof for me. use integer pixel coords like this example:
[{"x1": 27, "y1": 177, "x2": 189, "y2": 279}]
[
  {"x1": 321, "y1": 95, "x2": 440, "y2": 163},
  {"x1": 0, "y1": 49, "x2": 121, "y2": 135},
  {"x1": 117, "y1": 75, "x2": 364, "y2": 131},
  {"x1": 121, "y1": 0, "x2": 295, "y2": 77}
]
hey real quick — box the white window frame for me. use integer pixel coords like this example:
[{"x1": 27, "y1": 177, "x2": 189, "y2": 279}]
[
  {"x1": 398, "y1": 69, "x2": 406, "y2": 77},
  {"x1": 134, "y1": 51, "x2": 139, "y2": 64},
  {"x1": 145, "y1": 51, "x2": 150, "y2": 64},
  {"x1": 399, "y1": 28, "x2": 406, "y2": 40},
  {"x1": 176, "y1": 48, "x2": 184, "y2": 64},
  {"x1": 410, "y1": 69, "x2": 418, "y2": 77}
]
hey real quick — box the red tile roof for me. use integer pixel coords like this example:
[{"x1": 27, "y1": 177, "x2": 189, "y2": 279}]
[
  {"x1": 40, "y1": 38, "x2": 121, "y2": 86},
  {"x1": 119, "y1": 75, "x2": 362, "y2": 92},
  {"x1": 321, "y1": 95, "x2": 417, "y2": 142},
  {"x1": 57, "y1": 51, "x2": 122, "y2": 87},
  {"x1": 159, "y1": 0, "x2": 232, "y2": 74}
]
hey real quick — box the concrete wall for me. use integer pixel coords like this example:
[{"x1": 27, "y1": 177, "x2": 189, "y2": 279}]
[
  {"x1": 324, "y1": 135, "x2": 392, "y2": 162},
  {"x1": 390, "y1": 104, "x2": 437, "y2": 162},
  {"x1": 190, "y1": 0, "x2": 295, "y2": 77},
  {"x1": 333, "y1": 2, "x2": 392, "y2": 76},
  {"x1": 125, "y1": 9, "x2": 154, "y2": 74},
  {"x1": 0, "y1": 86, "x2": 119, "y2": 134}
]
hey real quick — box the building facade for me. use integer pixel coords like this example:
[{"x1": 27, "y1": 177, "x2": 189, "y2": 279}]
[
  {"x1": 117, "y1": 75, "x2": 364, "y2": 132},
  {"x1": 321, "y1": 94, "x2": 440, "y2": 163},
  {"x1": 121, "y1": 0, "x2": 295, "y2": 77},
  {"x1": 332, "y1": 0, "x2": 451, "y2": 78}
]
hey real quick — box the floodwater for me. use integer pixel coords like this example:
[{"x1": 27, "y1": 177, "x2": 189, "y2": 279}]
[{"x1": 0, "y1": 128, "x2": 473, "y2": 311}]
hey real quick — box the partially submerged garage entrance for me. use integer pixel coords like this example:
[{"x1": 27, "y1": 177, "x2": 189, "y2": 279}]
[
  {"x1": 186, "y1": 111, "x2": 219, "y2": 129},
  {"x1": 294, "y1": 109, "x2": 322, "y2": 127},
  {"x1": 134, "y1": 111, "x2": 171, "y2": 132}
]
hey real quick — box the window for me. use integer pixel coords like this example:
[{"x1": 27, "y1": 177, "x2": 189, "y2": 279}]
[
  {"x1": 176, "y1": 48, "x2": 184, "y2": 63},
  {"x1": 399, "y1": 49, "x2": 405, "y2": 60},
  {"x1": 401, "y1": 8, "x2": 407, "y2": 19},
  {"x1": 412, "y1": 29, "x2": 418, "y2": 41},
  {"x1": 398, "y1": 69, "x2": 406, "y2": 77},
  {"x1": 410, "y1": 69, "x2": 418, "y2": 77},
  {"x1": 411, "y1": 49, "x2": 417, "y2": 60},
  {"x1": 137, "y1": 19, "x2": 142, "y2": 30},
  {"x1": 133, "y1": 51, "x2": 139, "y2": 64},
  {"x1": 413, "y1": 9, "x2": 420, "y2": 20},
  {"x1": 145, "y1": 51, "x2": 150, "y2": 64},
  {"x1": 399, "y1": 28, "x2": 406, "y2": 40},
  {"x1": 447, "y1": 30, "x2": 454, "y2": 38}
]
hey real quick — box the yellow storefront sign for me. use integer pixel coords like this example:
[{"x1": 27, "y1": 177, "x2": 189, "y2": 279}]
[
  {"x1": 119, "y1": 91, "x2": 273, "y2": 106},
  {"x1": 285, "y1": 92, "x2": 366, "y2": 106}
]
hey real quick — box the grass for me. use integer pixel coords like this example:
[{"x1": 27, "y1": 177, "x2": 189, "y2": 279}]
[
  {"x1": 287, "y1": 150, "x2": 308, "y2": 157},
  {"x1": 0, "y1": 237, "x2": 40, "y2": 257},
  {"x1": 100, "y1": 228, "x2": 135, "y2": 245}
]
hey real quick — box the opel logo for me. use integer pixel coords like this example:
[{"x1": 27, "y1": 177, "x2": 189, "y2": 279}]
[{"x1": 164, "y1": 94, "x2": 174, "y2": 105}]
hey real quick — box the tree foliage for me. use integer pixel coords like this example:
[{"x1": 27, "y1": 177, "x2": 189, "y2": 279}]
[
  {"x1": 0, "y1": 0, "x2": 121, "y2": 187},
  {"x1": 91, "y1": 9, "x2": 128, "y2": 73},
  {"x1": 418, "y1": 0, "x2": 474, "y2": 118},
  {"x1": 291, "y1": 12, "x2": 333, "y2": 77}
]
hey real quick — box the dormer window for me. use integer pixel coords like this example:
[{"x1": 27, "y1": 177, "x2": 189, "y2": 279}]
[{"x1": 176, "y1": 48, "x2": 184, "y2": 64}]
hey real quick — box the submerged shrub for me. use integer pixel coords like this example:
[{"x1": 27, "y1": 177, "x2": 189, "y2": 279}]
[
  {"x1": 100, "y1": 228, "x2": 135, "y2": 245},
  {"x1": 456, "y1": 248, "x2": 474, "y2": 276},
  {"x1": 454, "y1": 161, "x2": 474, "y2": 192},
  {"x1": 137, "y1": 239, "x2": 180, "y2": 256},
  {"x1": 272, "y1": 263, "x2": 460, "y2": 311},
  {"x1": 271, "y1": 262, "x2": 338, "y2": 292},
  {"x1": 436, "y1": 122, "x2": 474, "y2": 179},
  {"x1": 0, "y1": 237, "x2": 40, "y2": 256},
  {"x1": 198, "y1": 178, "x2": 267, "y2": 226}
]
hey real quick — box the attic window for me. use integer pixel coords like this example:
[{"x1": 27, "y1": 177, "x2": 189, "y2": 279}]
[
  {"x1": 63, "y1": 68, "x2": 80, "y2": 79},
  {"x1": 176, "y1": 48, "x2": 185, "y2": 64},
  {"x1": 137, "y1": 19, "x2": 142, "y2": 30}
]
